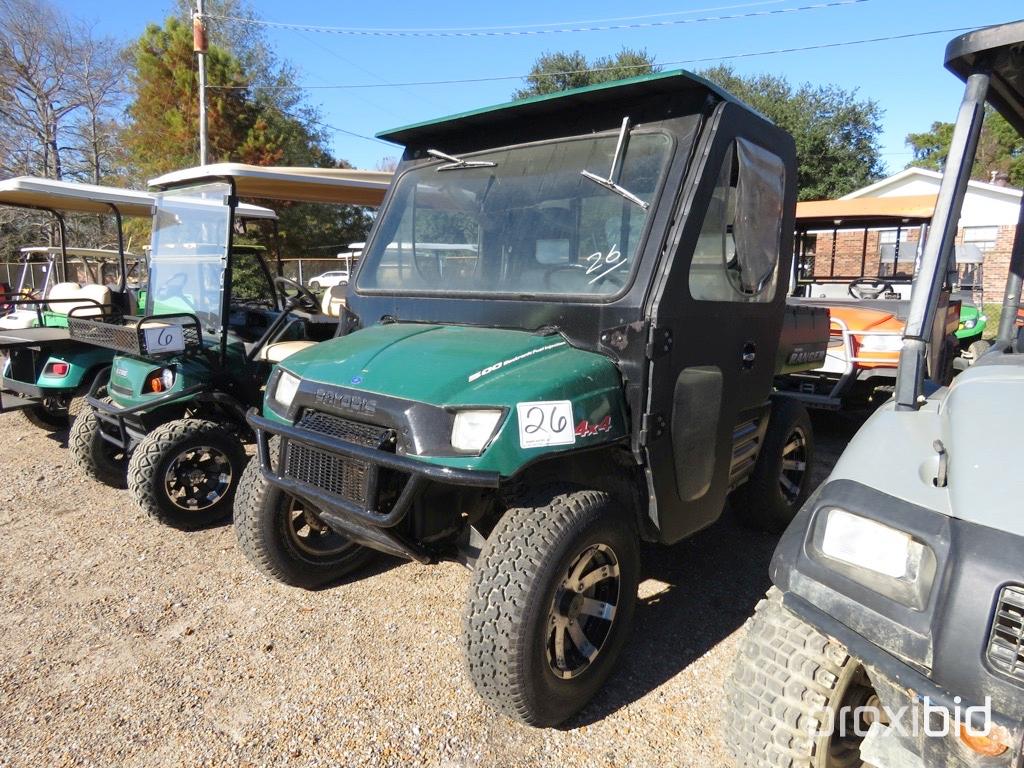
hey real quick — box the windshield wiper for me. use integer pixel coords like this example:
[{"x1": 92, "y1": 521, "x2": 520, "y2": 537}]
[
  {"x1": 581, "y1": 117, "x2": 649, "y2": 210},
  {"x1": 427, "y1": 148, "x2": 497, "y2": 171}
]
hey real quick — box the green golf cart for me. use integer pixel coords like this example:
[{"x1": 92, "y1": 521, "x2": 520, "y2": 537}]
[
  {"x1": 233, "y1": 71, "x2": 832, "y2": 725},
  {"x1": 70, "y1": 164, "x2": 390, "y2": 525},
  {"x1": 0, "y1": 177, "x2": 156, "y2": 430}
]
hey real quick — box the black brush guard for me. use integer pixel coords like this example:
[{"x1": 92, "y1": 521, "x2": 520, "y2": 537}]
[
  {"x1": 85, "y1": 375, "x2": 209, "y2": 451},
  {"x1": 247, "y1": 408, "x2": 500, "y2": 563}
]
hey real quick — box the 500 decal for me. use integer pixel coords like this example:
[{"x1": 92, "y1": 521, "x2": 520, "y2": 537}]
[{"x1": 468, "y1": 341, "x2": 566, "y2": 383}]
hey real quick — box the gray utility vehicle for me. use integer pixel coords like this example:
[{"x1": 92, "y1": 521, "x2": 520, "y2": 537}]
[
  {"x1": 235, "y1": 70, "x2": 830, "y2": 726},
  {"x1": 726, "y1": 20, "x2": 1024, "y2": 768}
]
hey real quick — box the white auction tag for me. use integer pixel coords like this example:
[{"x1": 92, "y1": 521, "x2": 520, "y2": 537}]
[
  {"x1": 517, "y1": 400, "x2": 576, "y2": 449},
  {"x1": 143, "y1": 324, "x2": 186, "y2": 354}
]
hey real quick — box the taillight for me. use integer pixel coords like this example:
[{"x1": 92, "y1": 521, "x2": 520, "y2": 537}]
[{"x1": 44, "y1": 361, "x2": 70, "y2": 377}]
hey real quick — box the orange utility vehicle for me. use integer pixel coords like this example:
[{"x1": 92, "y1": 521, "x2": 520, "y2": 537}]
[{"x1": 783, "y1": 196, "x2": 963, "y2": 408}]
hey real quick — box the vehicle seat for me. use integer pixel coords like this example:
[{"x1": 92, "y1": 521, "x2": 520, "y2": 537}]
[
  {"x1": 256, "y1": 339, "x2": 318, "y2": 363},
  {"x1": 255, "y1": 286, "x2": 346, "y2": 363},
  {"x1": 321, "y1": 284, "x2": 347, "y2": 317},
  {"x1": 47, "y1": 282, "x2": 111, "y2": 318}
]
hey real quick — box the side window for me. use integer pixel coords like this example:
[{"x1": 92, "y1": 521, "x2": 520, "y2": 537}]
[{"x1": 688, "y1": 138, "x2": 785, "y2": 303}]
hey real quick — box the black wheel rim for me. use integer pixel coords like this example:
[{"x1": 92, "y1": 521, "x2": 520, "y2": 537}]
[
  {"x1": 284, "y1": 496, "x2": 353, "y2": 557},
  {"x1": 163, "y1": 445, "x2": 233, "y2": 511},
  {"x1": 546, "y1": 543, "x2": 621, "y2": 680},
  {"x1": 779, "y1": 427, "x2": 808, "y2": 503}
]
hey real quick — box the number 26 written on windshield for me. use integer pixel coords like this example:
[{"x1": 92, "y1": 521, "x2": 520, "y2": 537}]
[{"x1": 585, "y1": 244, "x2": 626, "y2": 284}]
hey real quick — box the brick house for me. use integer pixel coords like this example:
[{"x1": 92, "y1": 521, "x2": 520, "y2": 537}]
[{"x1": 796, "y1": 168, "x2": 1021, "y2": 304}]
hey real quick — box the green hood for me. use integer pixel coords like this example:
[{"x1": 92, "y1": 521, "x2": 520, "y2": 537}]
[
  {"x1": 279, "y1": 323, "x2": 609, "y2": 406},
  {"x1": 274, "y1": 323, "x2": 629, "y2": 474}
]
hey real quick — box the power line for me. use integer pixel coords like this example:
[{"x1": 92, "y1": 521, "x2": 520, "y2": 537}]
[
  {"x1": 205, "y1": 0, "x2": 869, "y2": 39},
  {"x1": 206, "y1": 26, "x2": 978, "y2": 94}
]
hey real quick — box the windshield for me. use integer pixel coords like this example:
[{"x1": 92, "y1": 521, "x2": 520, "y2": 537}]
[
  {"x1": 147, "y1": 183, "x2": 231, "y2": 331},
  {"x1": 357, "y1": 131, "x2": 673, "y2": 298}
]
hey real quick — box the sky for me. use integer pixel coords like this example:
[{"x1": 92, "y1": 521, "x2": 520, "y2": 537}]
[{"x1": 53, "y1": 0, "x2": 1024, "y2": 175}]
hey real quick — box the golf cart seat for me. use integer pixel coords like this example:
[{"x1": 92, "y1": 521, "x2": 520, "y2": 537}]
[
  {"x1": 47, "y1": 282, "x2": 110, "y2": 318},
  {"x1": 256, "y1": 286, "x2": 348, "y2": 363}
]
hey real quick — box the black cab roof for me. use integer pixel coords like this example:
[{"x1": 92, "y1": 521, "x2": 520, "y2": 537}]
[
  {"x1": 945, "y1": 19, "x2": 1024, "y2": 135},
  {"x1": 378, "y1": 69, "x2": 762, "y2": 149}
]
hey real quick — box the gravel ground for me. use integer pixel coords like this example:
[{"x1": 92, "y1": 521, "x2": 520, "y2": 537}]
[{"x1": 0, "y1": 411, "x2": 859, "y2": 768}]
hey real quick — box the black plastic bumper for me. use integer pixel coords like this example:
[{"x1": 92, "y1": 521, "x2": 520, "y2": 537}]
[
  {"x1": 785, "y1": 592, "x2": 1022, "y2": 766},
  {"x1": 0, "y1": 376, "x2": 46, "y2": 412},
  {"x1": 247, "y1": 408, "x2": 501, "y2": 562}
]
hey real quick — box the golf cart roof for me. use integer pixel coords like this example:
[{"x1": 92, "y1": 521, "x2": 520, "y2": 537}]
[
  {"x1": 0, "y1": 176, "x2": 155, "y2": 217},
  {"x1": 148, "y1": 164, "x2": 391, "y2": 207},
  {"x1": 946, "y1": 20, "x2": 1024, "y2": 135},
  {"x1": 795, "y1": 195, "x2": 937, "y2": 227},
  {"x1": 378, "y1": 69, "x2": 757, "y2": 147},
  {"x1": 19, "y1": 246, "x2": 137, "y2": 261}
]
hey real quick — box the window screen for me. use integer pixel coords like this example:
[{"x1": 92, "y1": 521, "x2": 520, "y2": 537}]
[{"x1": 688, "y1": 138, "x2": 786, "y2": 303}]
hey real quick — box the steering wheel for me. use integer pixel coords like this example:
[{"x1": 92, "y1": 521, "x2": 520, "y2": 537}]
[
  {"x1": 542, "y1": 264, "x2": 585, "y2": 290},
  {"x1": 274, "y1": 276, "x2": 319, "y2": 312},
  {"x1": 848, "y1": 277, "x2": 895, "y2": 300}
]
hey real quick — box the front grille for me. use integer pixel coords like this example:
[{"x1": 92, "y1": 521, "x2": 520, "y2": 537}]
[
  {"x1": 988, "y1": 585, "x2": 1024, "y2": 683},
  {"x1": 283, "y1": 410, "x2": 394, "y2": 506},
  {"x1": 298, "y1": 409, "x2": 391, "y2": 447}
]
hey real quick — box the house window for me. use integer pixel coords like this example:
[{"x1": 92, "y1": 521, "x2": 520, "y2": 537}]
[{"x1": 963, "y1": 226, "x2": 998, "y2": 253}]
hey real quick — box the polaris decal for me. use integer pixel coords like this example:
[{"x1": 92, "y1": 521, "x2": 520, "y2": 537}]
[
  {"x1": 314, "y1": 387, "x2": 377, "y2": 415},
  {"x1": 468, "y1": 342, "x2": 566, "y2": 383},
  {"x1": 517, "y1": 400, "x2": 575, "y2": 449}
]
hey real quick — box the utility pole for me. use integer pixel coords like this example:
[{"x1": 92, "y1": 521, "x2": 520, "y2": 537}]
[{"x1": 193, "y1": 0, "x2": 209, "y2": 165}]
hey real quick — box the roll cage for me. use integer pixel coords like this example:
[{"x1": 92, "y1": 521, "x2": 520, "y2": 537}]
[{"x1": 895, "y1": 20, "x2": 1024, "y2": 408}]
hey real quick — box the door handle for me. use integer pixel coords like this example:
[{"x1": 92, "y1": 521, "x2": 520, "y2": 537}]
[{"x1": 742, "y1": 342, "x2": 756, "y2": 369}]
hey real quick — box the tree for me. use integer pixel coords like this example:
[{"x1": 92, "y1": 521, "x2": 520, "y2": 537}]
[
  {"x1": 0, "y1": 0, "x2": 81, "y2": 179},
  {"x1": 66, "y1": 31, "x2": 131, "y2": 187},
  {"x1": 907, "y1": 109, "x2": 1024, "y2": 187},
  {"x1": 700, "y1": 66, "x2": 885, "y2": 200},
  {"x1": 125, "y1": 12, "x2": 371, "y2": 259},
  {"x1": 514, "y1": 48, "x2": 658, "y2": 99}
]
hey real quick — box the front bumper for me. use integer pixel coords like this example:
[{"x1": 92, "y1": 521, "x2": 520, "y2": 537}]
[
  {"x1": 773, "y1": 479, "x2": 1024, "y2": 766},
  {"x1": 247, "y1": 409, "x2": 500, "y2": 563},
  {"x1": 86, "y1": 380, "x2": 207, "y2": 451},
  {"x1": 786, "y1": 592, "x2": 1021, "y2": 767}
]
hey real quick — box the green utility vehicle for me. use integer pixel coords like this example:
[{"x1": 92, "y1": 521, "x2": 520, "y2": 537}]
[
  {"x1": 70, "y1": 165, "x2": 390, "y2": 524},
  {"x1": 0, "y1": 177, "x2": 156, "y2": 431},
  {"x1": 726, "y1": 20, "x2": 1024, "y2": 768},
  {"x1": 234, "y1": 72, "x2": 831, "y2": 726}
]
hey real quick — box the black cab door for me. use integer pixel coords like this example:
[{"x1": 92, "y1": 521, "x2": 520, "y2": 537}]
[{"x1": 642, "y1": 101, "x2": 798, "y2": 545}]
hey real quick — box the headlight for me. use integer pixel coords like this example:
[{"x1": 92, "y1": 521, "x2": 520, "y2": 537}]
[
  {"x1": 145, "y1": 367, "x2": 175, "y2": 393},
  {"x1": 273, "y1": 370, "x2": 301, "y2": 410},
  {"x1": 821, "y1": 509, "x2": 916, "y2": 577},
  {"x1": 815, "y1": 507, "x2": 937, "y2": 609},
  {"x1": 451, "y1": 409, "x2": 503, "y2": 453},
  {"x1": 858, "y1": 334, "x2": 903, "y2": 353}
]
